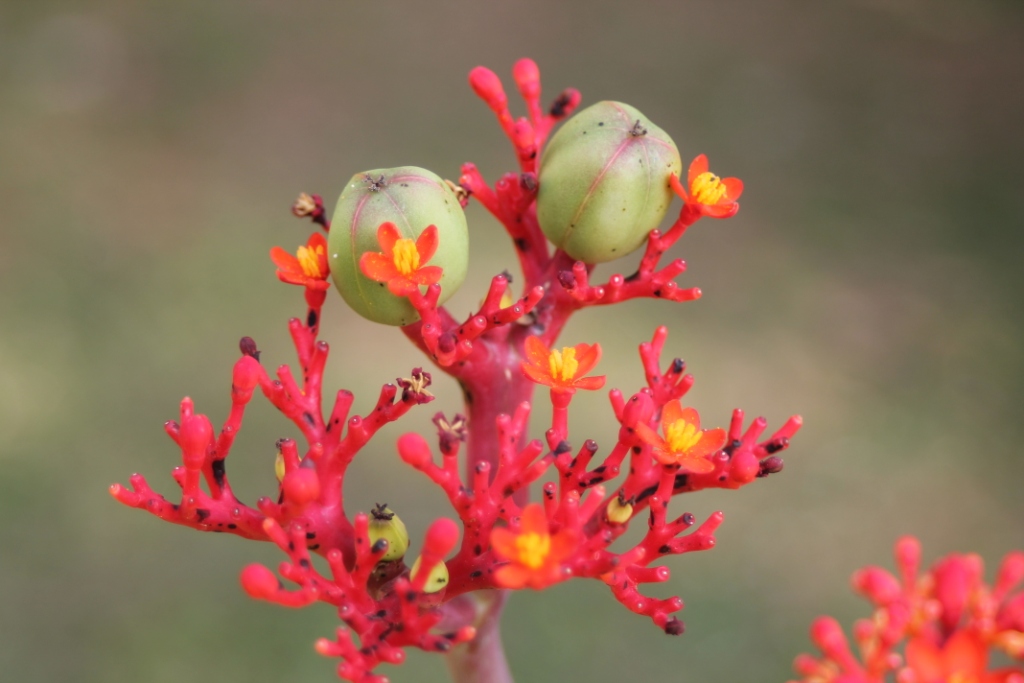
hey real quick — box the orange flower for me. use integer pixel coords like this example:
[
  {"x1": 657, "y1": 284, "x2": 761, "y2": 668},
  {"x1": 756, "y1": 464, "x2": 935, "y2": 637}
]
[
  {"x1": 270, "y1": 232, "x2": 330, "y2": 290},
  {"x1": 635, "y1": 401, "x2": 726, "y2": 472},
  {"x1": 905, "y1": 631, "x2": 1013, "y2": 683},
  {"x1": 521, "y1": 336, "x2": 605, "y2": 391},
  {"x1": 670, "y1": 154, "x2": 743, "y2": 219},
  {"x1": 491, "y1": 504, "x2": 576, "y2": 589},
  {"x1": 359, "y1": 222, "x2": 443, "y2": 295}
]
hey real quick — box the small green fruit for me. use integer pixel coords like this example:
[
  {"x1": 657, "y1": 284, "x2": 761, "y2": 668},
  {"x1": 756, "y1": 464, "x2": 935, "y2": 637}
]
[
  {"x1": 537, "y1": 101, "x2": 681, "y2": 263},
  {"x1": 410, "y1": 555, "x2": 450, "y2": 594},
  {"x1": 328, "y1": 167, "x2": 469, "y2": 326},
  {"x1": 368, "y1": 504, "x2": 410, "y2": 562}
]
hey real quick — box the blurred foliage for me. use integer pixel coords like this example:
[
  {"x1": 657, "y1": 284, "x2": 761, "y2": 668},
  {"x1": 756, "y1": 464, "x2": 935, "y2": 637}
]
[{"x1": 1, "y1": 1, "x2": 1023, "y2": 681}]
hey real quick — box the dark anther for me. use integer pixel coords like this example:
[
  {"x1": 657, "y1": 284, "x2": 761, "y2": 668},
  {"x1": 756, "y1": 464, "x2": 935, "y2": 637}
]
[
  {"x1": 765, "y1": 438, "x2": 789, "y2": 454},
  {"x1": 757, "y1": 456, "x2": 785, "y2": 478},
  {"x1": 499, "y1": 269, "x2": 514, "y2": 284},
  {"x1": 549, "y1": 90, "x2": 573, "y2": 118},
  {"x1": 211, "y1": 459, "x2": 226, "y2": 487},
  {"x1": 557, "y1": 270, "x2": 576, "y2": 291},
  {"x1": 363, "y1": 174, "x2": 387, "y2": 192},
  {"x1": 239, "y1": 337, "x2": 261, "y2": 361},
  {"x1": 670, "y1": 358, "x2": 685, "y2": 374},
  {"x1": 519, "y1": 172, "x2": 538, "y2": 193},
  {"x1": 438, "y1": 333, "x2": 457, "y2": 354},
  {"x1": 630, "y1": 120, "x2": 648, "y2": 137},
  {"x1": 681, "y1": 512, "x2": 695, "y2": 526},
  {"x1": 554, "y1": 440, "x2": 572, "y2": 455},
  {"x1": 664, "y1": 617, "x2": 686, "y2": 636}
]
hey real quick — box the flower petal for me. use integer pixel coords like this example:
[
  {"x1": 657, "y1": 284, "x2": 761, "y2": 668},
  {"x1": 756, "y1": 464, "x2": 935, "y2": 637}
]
[
  {"x1": 721, "y1": 177, "x2": 744, "y2": 202},
  {"x1": 270, "y1": 246, "x2": 300, "y2": 272},
  {"x1": 415, "y1": 225, "x2": 439, "y2": 264},
  {"x1": 494, "y1": 564, "x2": 531, "y2": 589},
  {"x1": 669, "y1": 173, "x2": 689, "y2": 201},
  {"x1": 549, "y1": 530, "x2": 578, "y2": 563},
  {"x1": 573, "y1": 375, "x2": 606, "y2": 391},
  {"x1": 687, "y1": 154, "x2": 708, "y2": 187},
  {"x1": 906, "y1": 638, "x2": 945, "y2": 683},
  {"x1": 376, "y1": 222, "x2": 401, "y2": 255},
  {"x1": 522, "y1": 362, "x2": 554, "y2": 386},
  {"x1": 680, "y1": 407, "x2": 701, "y2": 432},
  {"x1": 307, "y1": 232, "x2": 328, "y2": 251},
  {"x1": 409, "y1": 265, "x2": 443, "y2": 286},
  {"x1": 490, "y1": 527, "x2": 519, "y2": 561},
  {"x1": 688, "y1": 428, "x2": 727, "y2": 459},
  {"x1": 572, "y1": 342, "x2": 601, "y2": 377},
  {"x1": 660, "y1": 400, "x2": 685, "y2": 433},
  {"x1": 677, "y1": 455, "x2": 716, "y2": 474},
  {"x1": 520, "y1": 503, "x2": 549, "y2": 535},
  {"x1": 386, "y1": 277, "x2": 416, "y2": 296},
  {"x1": 701, "y1": 203, "x2": 739, "y2": 219},
  {"x1": 523, "y1": 336, "x2": 551, "y2": 371},
  {"x1": 360, "y1": 252, "x2": 399, "y2": 282},
  {"x1": 651, "y1": 446, "x2": 680, "y2": 466},
  {"x1": 635, "y1": 422, "x2": 667, "y2": 450},
  {"x1": 943, "y1": 631, "x2": 986, "y2": 678}
]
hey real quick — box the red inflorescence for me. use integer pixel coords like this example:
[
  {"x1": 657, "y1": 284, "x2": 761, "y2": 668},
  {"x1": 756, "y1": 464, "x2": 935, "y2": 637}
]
[
  {"x1": 111, "y1": 58, "x2": 802, "y2": 683},
  {"x1": 790, "y1": 537, "x2": 1024, "y2": 683}
]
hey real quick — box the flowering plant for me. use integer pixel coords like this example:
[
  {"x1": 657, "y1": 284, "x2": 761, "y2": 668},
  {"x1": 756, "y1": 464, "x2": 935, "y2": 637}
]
[{"x1": 110, "y1": 58, "x2": 1021, "y2": 683}]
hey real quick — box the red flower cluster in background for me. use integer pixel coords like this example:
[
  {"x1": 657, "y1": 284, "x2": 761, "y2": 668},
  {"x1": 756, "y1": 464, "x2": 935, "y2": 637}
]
[
  {"x1": 792, "y1": 537, "x2": 1024, "y2": 683},
  {"x1": 111, "y1": 59, "x2": 803, "y2": 683}
]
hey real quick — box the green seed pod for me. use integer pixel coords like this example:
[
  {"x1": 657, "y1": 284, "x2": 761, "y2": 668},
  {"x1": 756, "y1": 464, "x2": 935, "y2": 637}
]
[
  {"x1": 536, "y1": 101, "x2": 681, "y2": 264},
  {"x1": 410, "y1": 555, "x2": 450, "y2": 594},
  {"x1": 368, "y1": 504, "x2": 410, "y2": 562},
  {"x1": 328, "y1": 167, "x2": 469, "y2": 326}
]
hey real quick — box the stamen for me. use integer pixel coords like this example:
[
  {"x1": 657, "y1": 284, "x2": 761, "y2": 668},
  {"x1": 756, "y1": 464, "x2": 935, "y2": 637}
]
[
  {"x1": 548, "y1": 348, "x2": 579, "y2": 382},
  {"x1": 515, "y1": 532, "x2": 551, "y2": 569},
  {"x1": 392, "y1": 239, "x2": 421, "y2": 276},
  {"x1": 691, "y1": 172, "x2": 727, "y2": 205},
  {"x1": 297, "y1": 245, "x2": 323, "y2": 278}
]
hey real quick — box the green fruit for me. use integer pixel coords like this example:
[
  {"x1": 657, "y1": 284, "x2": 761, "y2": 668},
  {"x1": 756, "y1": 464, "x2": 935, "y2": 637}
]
[
  {"x1": 328, "y1": 167, "x2": 469, "y2": 326},
  {"x1": 537, "y1": 101, "x2": 681, "y2": 263},
  {"x1": 368, "y1": 504, "x2": 410, "y2": 562}
]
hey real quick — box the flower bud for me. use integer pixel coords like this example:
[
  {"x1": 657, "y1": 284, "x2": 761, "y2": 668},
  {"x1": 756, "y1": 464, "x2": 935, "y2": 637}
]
[
  {"x1": 328, "y1": 167, "x2": 469, "y2": 326},
  {"x1": 606, "y1": 496, "x2": 634, "y2": 525},
  {"x1": 367, "y1": 504, "x2": 410, "y2": 562},
  {"x1": 537, "y1": 101, "x2": 681, "y2": 263},
  {"x1": 410, "y1": 555, "x2": 450, "y2": 594}
]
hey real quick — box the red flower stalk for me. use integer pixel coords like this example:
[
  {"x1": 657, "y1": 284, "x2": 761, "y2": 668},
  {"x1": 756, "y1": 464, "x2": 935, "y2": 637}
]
[
  {"x1": 112, "y1": 59, "x2": 803, "y2": 683},
  {"x1": 790, "y1": 537, "x2": 1024, "y2": 683}
]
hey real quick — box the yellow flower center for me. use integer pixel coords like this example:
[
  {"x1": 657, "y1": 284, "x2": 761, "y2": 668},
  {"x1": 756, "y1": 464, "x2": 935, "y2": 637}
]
[
  {"x1": 691, "y1": 172, "x2": 727, "y2": 205},
  {"x1": 392, "y1": 238, "x2": 421, "y2": 276},
  {"x1": 548, "y1": 347, "x2": 579, "y2": 382},
  {"x1": 514, "y1": 531, "x2": 551, "y2": 569},
  {"x1": 665, "y1": 418, "x2": 701, "y2": 455},
  {"x1": 297, "y1": 245, "x2": 324, "y2": 278}
]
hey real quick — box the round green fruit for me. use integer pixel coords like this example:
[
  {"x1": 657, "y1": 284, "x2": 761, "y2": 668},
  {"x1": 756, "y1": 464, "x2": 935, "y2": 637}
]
[
  {"x1": 328, "y1": 167, "x2": 469, "y2": 326},
  {"x1": 537, "y1": 101, "x2": 681, "y2": 264}
]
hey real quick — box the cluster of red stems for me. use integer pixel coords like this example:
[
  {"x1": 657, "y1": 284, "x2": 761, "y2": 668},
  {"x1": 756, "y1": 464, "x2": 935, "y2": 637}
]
[{"x1": 109, "y1": 59, "x2": 1022, "y2": 683}]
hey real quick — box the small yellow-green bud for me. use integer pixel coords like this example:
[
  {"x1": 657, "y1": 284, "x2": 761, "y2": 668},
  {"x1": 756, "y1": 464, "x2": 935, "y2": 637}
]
[
  {"x1": 410, "y1": 555, "x2": 450, "y2": 594},
  {"x1": 328, "y1": 166, "x2": 469, "y2": 326},
  {"x1": 274, "y1": 452, "x2": 286, "y2": 483},
  {"x1": 606, "y1": 495, "x2": 634, "y2": 524},
  {"x1": 367, "y1": 504, "x2": 410, "y2": 562},
  {"x1": 537, "y1": 101, "x2": 681, "y2": 263}
]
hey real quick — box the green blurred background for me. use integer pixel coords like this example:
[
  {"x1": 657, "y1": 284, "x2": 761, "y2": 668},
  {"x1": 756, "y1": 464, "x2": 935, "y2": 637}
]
[{"x1": 2, "y1": 1, "x2": 1023, "y2": 681}]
